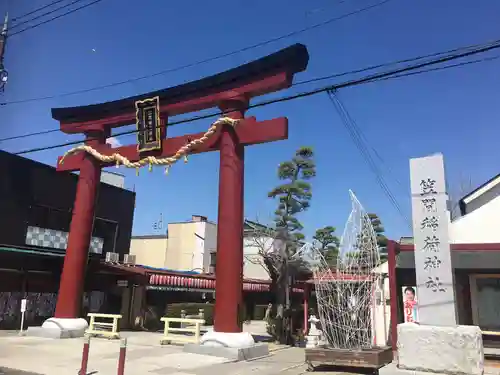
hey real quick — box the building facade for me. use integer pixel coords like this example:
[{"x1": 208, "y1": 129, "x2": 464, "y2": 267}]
[
  {"x1": 130, "y1": 217, "x2": 271, "y2": 280},
  {"x1": 0, "y1": 151, "x2": 136, "y2": 328},
  {"x1": 130, "y1": 215, "x2": 217, "y2": 273},
  {"x1": 126, "y1": 217, "x2": 293, "y2": 330},
  {"x1": 243, "y1": 220, "x2": 273, "y2": 281},
  {"x1": 0, "y1": 151, "x2": 134, "y2": 257}
]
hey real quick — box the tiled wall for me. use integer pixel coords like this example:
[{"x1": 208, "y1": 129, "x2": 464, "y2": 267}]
[{"x1": 25, "y1": 226, "x2": 104, "y2": 254}]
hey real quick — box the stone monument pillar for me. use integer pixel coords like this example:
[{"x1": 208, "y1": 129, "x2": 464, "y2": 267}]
[
  {"x1": 395, "y1": 154, "x2": 484, "y2": 375},
  {"x1": 410, "y1": 153, "x2": 457, "y2": 325}
]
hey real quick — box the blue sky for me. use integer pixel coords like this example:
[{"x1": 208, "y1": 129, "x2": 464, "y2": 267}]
[{"x1": 1, "y1": 0, "x2": 499, "y2": 240}]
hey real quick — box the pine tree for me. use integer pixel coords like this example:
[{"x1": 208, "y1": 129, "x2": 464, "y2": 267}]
[
  {"x1": 313, "y1": 226, "x2": 340, "y2": 267},
  {"x1": 266, "y1": 146, "x2": 316, "y2": 344},
  {"x1": 368, "y1": 213, "x2": 388, "y2": 262},
  {"x1": 268, "y1": 146, "x2": 315, "y2": 249}
]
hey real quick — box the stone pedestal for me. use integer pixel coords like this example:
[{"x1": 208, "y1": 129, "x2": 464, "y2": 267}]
[
  {"x1": 183, "y1": 331, "x2": 269, "y2": 361},
  {"x1": 397, "y1": 323, "x2": 484, "y2": 375},
  {"x1": 26, "y1": 318, "x2": 88, "y2": 339},
  {"x1": 305, "y1": 334, "x2": 320, "y2": 349}
]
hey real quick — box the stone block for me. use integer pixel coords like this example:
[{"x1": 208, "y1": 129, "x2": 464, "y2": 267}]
[
  {"x1": 200, "y1": 331, "x2": 255, "y2": 348},
  {"x1": 183, "y1": 342, "x2": 269, "y2": 361},
  {"x1": 26, "y1": 317, "x2": 88, "y2": 339},
  {"x1": 397, "y1": 323, "x2": 484, "y2": 375}
]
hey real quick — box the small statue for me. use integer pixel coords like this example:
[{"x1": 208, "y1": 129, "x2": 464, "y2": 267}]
[
  {"x1": 306, "y1": 315, "x2": 324, "y2": 349},
  {"x1": 264, "y1": 303, "x2": 272, "y2": 323},
  {"x1": 308, "y1": 315, "x2": 321, "y2": 335}
]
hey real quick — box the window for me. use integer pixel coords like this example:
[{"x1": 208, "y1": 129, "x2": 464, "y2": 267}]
[
  {"x1": 210, "y1": 252, "x2": 216, "y2": 272},
  {"x1": 27, "y1": 205, "x2": 71, "y2": 232},
  {"x1": 27, "y1": 205, "x2": 49, "y2": 228},
  {"x1": 92, "y1": 218, "x2": 118, "y2": 254},
  {"x1": 48, "y1": 209, "x2": 71, "y2": 232},
  {"x1": 471, "y1": 276, "x2": 500, "y2": 331}
]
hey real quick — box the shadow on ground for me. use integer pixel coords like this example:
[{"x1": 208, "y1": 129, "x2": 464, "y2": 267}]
[
  {"x1": 0, "y1": 368, "x2": 43, "y2": 375},
  {"x1": 309, "y1": 364, "x2": 380, "y2": 375},
  {"x1": 252, "y1": 334, "x2": 273, "y2": 342}
]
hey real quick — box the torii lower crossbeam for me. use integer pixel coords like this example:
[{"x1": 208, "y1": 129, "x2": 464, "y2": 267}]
[{"x1": 56, "y1": 117, "x2": 287, "y2": 172}]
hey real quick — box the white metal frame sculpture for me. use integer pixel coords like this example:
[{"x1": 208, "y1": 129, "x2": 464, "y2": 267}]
[{"x1": 297, "y1": 190, "x2": 382, "y2": 350}]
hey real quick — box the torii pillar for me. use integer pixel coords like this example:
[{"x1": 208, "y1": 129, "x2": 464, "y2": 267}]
[
  {"x1": 213, "y1": 98, "x2": 247, "y2": 333},
  {"x1": 54, "y1": 131, "x2": 105, "y2": 319}
]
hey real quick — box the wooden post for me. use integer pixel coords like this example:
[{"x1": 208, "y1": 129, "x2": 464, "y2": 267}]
[
  {"x1": 117, "y1": 338, "x2": 127, "y2": 375},
  {"x1": 303, "y1": 283, "x2": 311, "y2": 335},
  {"x1": 388, "y1": 240, "x2": 398, "y2": 350},
  {"x1": 181, "y1": 310, "x2": 186, "y2": 329},
  {"x1": 79, "y1": 335, "x2": 90, "y2": 375}
]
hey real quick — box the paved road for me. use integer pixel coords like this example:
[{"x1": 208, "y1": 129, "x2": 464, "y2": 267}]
[{"x1": 0, "y1": 331, "x2": 305, "y2": 375}]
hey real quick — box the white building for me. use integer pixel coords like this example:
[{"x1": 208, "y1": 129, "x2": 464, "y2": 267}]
[
  {"x1": 450, "y1": 173, "x2": 500, "y2": 243},
  {"x1": 243, "y1": 220, "x2": 274, "y2": 281},
  {"x1": 129, "y1": 215, "x2": 217, "y2": 273},
  {"x1": 129, "y1": 216, "x2": 272, "y2": 281},
  {"x1": 100, "y1": 171, "x2": 125, "y2": 188}
]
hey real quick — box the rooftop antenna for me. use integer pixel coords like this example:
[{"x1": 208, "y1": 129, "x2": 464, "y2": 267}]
[
  {"x1": 0, "y1": 13, "x2": 8, "y2": 92},
  {"x1": 153, "y1": 213, "x2": 164, "y2": 231}
]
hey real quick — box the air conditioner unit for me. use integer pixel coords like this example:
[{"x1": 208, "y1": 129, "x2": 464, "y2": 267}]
[
  {"x1": 105, "y1": 252, "x2": 119, "y2": 263},
  {"x1": 123, "y1": 254, "x2": 136, "y2": 266}
]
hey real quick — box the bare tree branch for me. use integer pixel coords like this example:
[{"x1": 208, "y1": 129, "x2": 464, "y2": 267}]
[
  {"x1": 448, "y1": 173, "x2": 474, "y2": 220},
  {"x1": 244, "y1": 223, "x2": 284, "y2": 278}
]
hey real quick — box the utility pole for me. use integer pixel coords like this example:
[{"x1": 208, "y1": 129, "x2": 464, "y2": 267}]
[{"x1": 0, "y1": 13, "x2": 9, "y2": 92}]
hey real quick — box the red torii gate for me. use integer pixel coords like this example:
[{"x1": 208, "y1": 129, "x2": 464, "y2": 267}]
[{"x1": 50, "y1": 44, "x2": 309, "y2": 335}]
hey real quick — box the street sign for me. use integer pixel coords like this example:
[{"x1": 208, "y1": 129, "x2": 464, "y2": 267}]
[{"x1": 19, "y1": 299, "x2": 27, "y2": 335}]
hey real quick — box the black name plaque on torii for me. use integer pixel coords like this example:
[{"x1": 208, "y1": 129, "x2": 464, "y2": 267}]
[{"x1": 135, "y1": 96, "x2": 162, "y2": 153}]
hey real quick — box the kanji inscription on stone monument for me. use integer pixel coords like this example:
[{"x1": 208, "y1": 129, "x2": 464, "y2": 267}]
[{"x1": 410, "y1": 153, "x2": 457, "y2": 326}]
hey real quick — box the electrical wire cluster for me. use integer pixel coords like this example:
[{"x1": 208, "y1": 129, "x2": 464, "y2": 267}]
[
  {"x1": 9, "y1": 0, "x2": 103, "y2": 37},
  {"x1": 3, "y1": 0, "x2": 500, "y2": 228},
  {"x1": 6, "y1": 38, "x2": 498, "y2": 227},
  {"x1": 7, "y1": 36, "x2": 500, "y2": 155},
  {"x1": 1, "y1": 0, "x2": 393, "y2": 105}
]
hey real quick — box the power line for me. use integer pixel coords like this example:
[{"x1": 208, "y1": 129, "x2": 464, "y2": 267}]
[
  {"x1": 10, "y1": 0, "x2": 88, "y2": 31},
  {"x1": 327, "y1": 90, "x2": 412, "y2": 229},
  {"x1": 0, "y1": 38, "x2": 496, "y2": 143},
  {"x1": 10, "y1": 0, "x2": 103, "y2": 37},
  {"x1": 1, "y1": 0, "x2": 393, "y2": 103},
  {"x1": 11, "y1": 0, "x2": 68, "y2": 22},
  {"x1": 12, "y1": 38, "x2": 500, "y2": 156},
  {"x1": 12, "y1": 43, "x2": 500, "y2": 155},
  {"x1": 370, "y1": 54, "x2": 500, "y2": 83},
  {"x1": 321, "y1": 54, "x2": 500, "y2": 226},
  {"x1": 0, "y1": 67, "x2": 380, "y2": 143}
]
